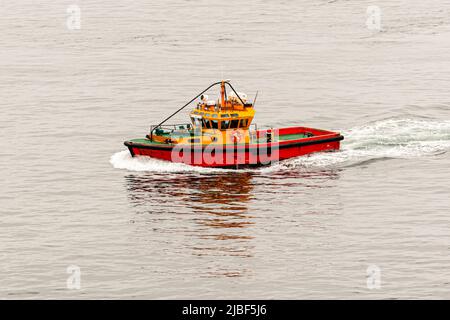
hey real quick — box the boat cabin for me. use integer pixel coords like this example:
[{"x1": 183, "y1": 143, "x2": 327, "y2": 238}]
[
  {"x1": 149, "y1": 81, "x2": 256, "y2": 145},
  {"x1": 189, "y1": 81, "x2": 255, "y2": 131}
]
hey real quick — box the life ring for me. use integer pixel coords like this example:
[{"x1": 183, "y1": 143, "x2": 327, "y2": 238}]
[{"x1": 231, "y1": 129, "x2": 243, "y2": 143}]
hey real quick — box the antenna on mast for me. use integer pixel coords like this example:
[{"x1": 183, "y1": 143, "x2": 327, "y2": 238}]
[{"x1": 253, "y1": 90, "x2": 259, "y2": 108}]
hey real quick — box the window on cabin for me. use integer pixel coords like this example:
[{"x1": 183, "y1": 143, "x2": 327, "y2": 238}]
[
  {"x1": 221, "y1": 120, "x2": 230, "y2": 129},
  {"x1": 221, "y1": 114, "x2": 230, "y2": 118},
  {"x1": 191, "y1": 117, "x2": 201, "y2": 127},
  {"x1": 240, "y1": 119, "x2": 248, "y2": 128},
  {"x1": 231, "y1": 113, "x2": 239, "y2": 118},
  {"x1": 202, "y1": 118, "x2": 211, "y2": 129},
  {"x1": 211, "y1": 120, "x2": 219, "y2": 129},
  {"x1": 229, "y1": 119, "x2": 240, "y2": 129}
]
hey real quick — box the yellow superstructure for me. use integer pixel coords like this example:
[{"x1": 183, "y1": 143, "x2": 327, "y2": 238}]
[{"x1": 151, "y1": 81, "x2": 256, "y2": 145}]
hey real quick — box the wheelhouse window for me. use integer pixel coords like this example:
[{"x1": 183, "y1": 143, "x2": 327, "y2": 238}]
[
  {"x1": 202, "y1": 118, "x2": 211, "y2": 129},
  {"x1": 229, "y1": 119, "x2": 240, "y2": 129},
  {"x1": 221, "y1": 114, "x2": 230, "y2": 118},
  {"x1": 211, "y1": 120, "x2": 219, "y2": 129},
  {"x1": 221, "y1": 120, "x2": 230, "y2": 129},
  {"x1": 191, "y1": 116, "x2": 203, "y2": 127}
]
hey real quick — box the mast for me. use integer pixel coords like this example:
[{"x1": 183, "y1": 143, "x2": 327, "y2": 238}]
[{"x1": 220, "y1": 80, "x2": 226, "y2": 109}]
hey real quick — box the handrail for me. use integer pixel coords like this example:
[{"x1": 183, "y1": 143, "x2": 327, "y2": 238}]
[
  {"x1": 150, "y1": 123, "x2": 191, "y2": 132},
  {"x1": 151, "y1": 123, "x2": 191, "y2": 128},
  {"x1": 249, "y1": 123, "x2": 258, "y2": 143},
  {"x1": 225, "y1": 82, "x2": 246, "y2": 105}
]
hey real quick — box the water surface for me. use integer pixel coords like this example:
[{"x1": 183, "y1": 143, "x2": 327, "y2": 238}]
[{"x1": 1, "y1": 0, "x2": 450, "y2": 299}]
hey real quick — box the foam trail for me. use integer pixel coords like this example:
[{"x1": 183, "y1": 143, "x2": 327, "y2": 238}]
[
  {"x1": 110, "y1": 150, "x2": 235, "y2": 173},
  {"x1": 265, "y1": 118, "x2": 450, "y2": 171},
  {"x1": 111, "y1": 118, "x2": 450, "y2": 173}
]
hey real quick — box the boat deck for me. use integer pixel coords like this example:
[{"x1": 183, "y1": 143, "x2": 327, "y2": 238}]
[
  {"x1": 255, "y1": 133, "x2": 310, "y2": 143},
  {"x1": 127, "y1": 132, "x2": 312, "y2": 146}
]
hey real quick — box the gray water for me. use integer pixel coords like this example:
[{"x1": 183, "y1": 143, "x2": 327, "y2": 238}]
[{"x1": 1, "y1": 0, "x2": 450, "y2": 299}]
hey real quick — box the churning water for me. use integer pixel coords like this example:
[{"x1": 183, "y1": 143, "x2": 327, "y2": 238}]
[{"x1": 1, "y1": 0, "x2": 450, "y2": 299}]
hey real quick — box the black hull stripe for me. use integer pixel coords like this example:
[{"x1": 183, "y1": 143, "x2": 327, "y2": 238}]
[{"x1": 124, "y1": 135, "x2": 344, "y2": 152}]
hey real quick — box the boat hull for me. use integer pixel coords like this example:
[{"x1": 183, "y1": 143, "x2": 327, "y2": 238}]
[{"x1": 124, "y1": 127, "x2": 344, "y2": 168}]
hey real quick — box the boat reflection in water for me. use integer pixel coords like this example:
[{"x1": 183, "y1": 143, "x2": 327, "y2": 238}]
[
  {"x1": 125, "y1": 171, "x2": 256, "y2": 277},
  {"x1": 124, "y1": 168, "x2": 341, "y2": 278}
]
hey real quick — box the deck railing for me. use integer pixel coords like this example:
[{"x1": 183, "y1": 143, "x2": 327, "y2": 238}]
[{"x1": 149, "y1": 123, "x2": 192, "y2": 133}]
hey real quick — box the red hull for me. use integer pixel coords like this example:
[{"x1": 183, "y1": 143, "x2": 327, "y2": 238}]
[{"x1": 125, "y1": 126, "x2": 343, "y2": 168}]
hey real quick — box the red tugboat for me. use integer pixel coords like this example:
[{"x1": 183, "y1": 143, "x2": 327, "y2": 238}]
[{"x1": 124, "y1": 81, "x2": 343, "y2": 168}]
